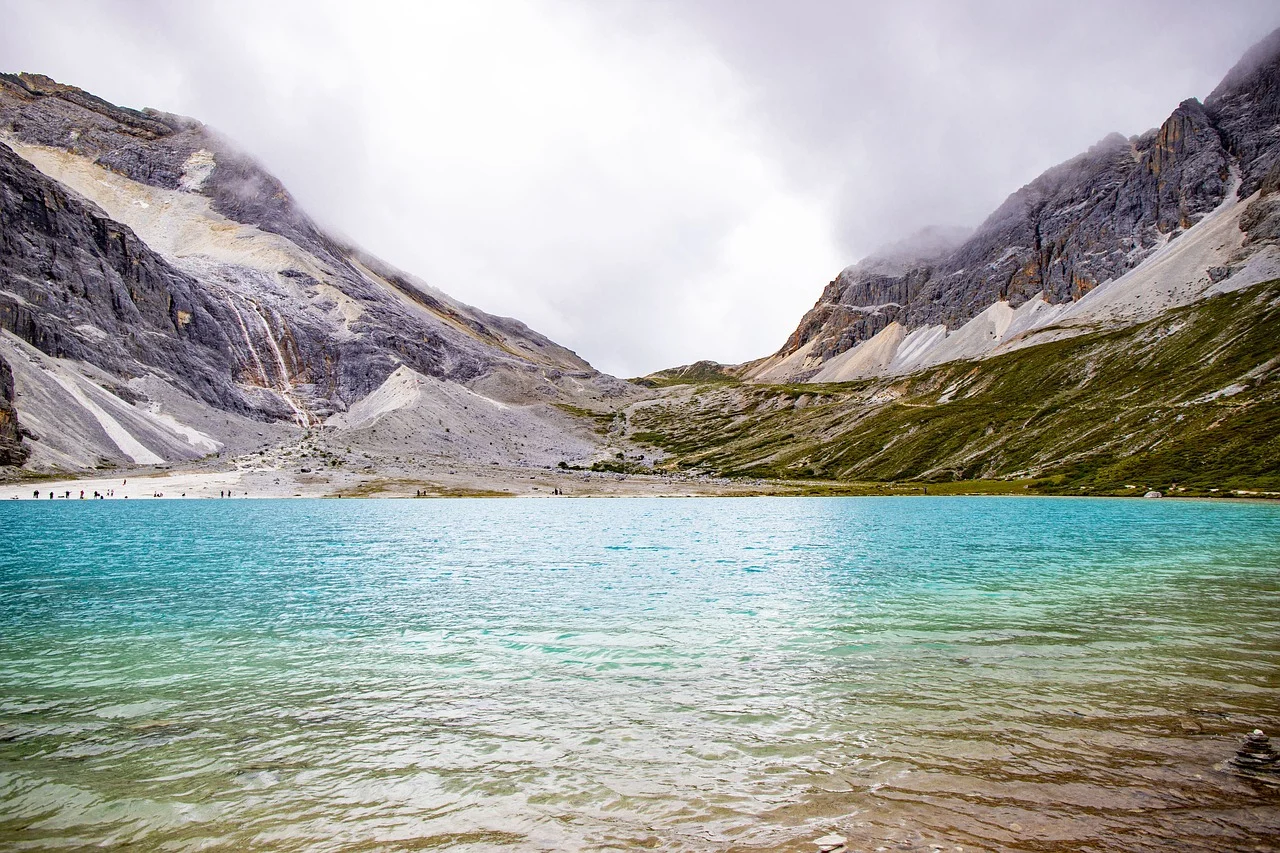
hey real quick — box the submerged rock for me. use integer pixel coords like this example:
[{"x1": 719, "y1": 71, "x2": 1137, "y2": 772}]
[{"x1": 814, "y1": 834, "x2": 846, "y2": 852}]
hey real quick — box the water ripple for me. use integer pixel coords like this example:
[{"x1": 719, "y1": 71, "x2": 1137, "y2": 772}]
[{"x1": 1, "y1": 496, "x2": 1278, "y2": 851}]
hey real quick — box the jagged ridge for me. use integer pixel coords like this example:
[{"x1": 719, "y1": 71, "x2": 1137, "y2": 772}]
[{"x1": 754, "y1": 28, "x2": 1280, "y2": 381}]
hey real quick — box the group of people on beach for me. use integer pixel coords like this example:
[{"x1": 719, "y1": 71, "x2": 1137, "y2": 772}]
[
  {"x1": 32, "y1": 489, "x2": 112, "y2": 499},
  {"x1": 19, "y1": 486, "x2": 239, "y2": 499}
]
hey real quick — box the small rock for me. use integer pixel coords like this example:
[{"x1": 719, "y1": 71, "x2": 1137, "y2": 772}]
[
  {"x1": 1144, "y1": 490, "x2": 1163, "y2": 498},
  {"x1": 815, "y1": 834, "x2": 846, "y2": 852},
  {"x1": 1232, "y1": 729, "x2": 1279, "y2": 773},
  {"x1": 1180, "y1": 718, "x2": 1203, "y2": 733}
]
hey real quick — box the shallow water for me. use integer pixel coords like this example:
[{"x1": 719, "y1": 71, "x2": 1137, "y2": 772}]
[{"x1": 1, "y1": 496, "x2": 1278, "y2": 851}]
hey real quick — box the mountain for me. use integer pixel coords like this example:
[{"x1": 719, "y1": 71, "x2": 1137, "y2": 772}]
[
  {"x1": 0, "y1": 73, "x2": 636, "y2": 482},
  {"x1": 623, "y1": 29, "x2": 1280, "y2": 495},
  {"x1": 627, "y1": 278, "x2": 1280, "y2": 494},
  {"x1": 743, "y1": 28, "x2": 1280, "y2": 384}
]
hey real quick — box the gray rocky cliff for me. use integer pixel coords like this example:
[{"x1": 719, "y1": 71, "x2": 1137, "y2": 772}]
[
  {"x1": 0, "y1": 139, "x2": 260, "y2": 413},
  {"x1": 0, "y1": 353, "x2": 27, "y2": 465},
  {"x1": 0, "y1": 73, "x2": 628, "y2": 460},
  {"x1": 777, "y1": 28, "x2": 1280, "y2": 367}
]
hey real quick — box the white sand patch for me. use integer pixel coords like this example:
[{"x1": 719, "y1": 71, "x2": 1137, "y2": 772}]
[
  {"x1": 326, "y1": 365, "x2": 424, "y2": 429},
  {"x1": 889, "y1": 324, "x2": 949, "y2": 371},
  {"x1": 0, "y1": 470, "x2": 247, "y2": 501},
  {"x1": 811, "y1": 322, "x2": 906, "y2": 381},
  {"x1": 40, "y1": 368, "x2": 165, "y2": 465},
  {"x1": 939, "y1": 301, "x2": 1013, "y2": 356},
  {"x1": 142, "y1": 406, "x2": 222, "y2": 453},
  {"x1": 743, "y1": 339, "x2": 817, "y2": 382}
]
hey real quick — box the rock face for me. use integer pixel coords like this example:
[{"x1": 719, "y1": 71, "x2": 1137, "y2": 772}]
[
  {"x1": 760, "y1": 28, "x2": 1280, "y2": 380},
  {"x1": 0, "y1": 354, "x2": 27, "y2": 466},
  {"x1": 0, "y1": 72, "x2": 634, "y2": 471},
  {"x1": 0, "y1": 137, "x2": 253, "y2": 414}
]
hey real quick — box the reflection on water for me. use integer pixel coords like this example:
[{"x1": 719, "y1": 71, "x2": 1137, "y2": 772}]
[{"x1": 1, "y1": 496, "x2": 1278, "y2": 851}]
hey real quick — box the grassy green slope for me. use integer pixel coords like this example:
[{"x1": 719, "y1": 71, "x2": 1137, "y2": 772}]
[{"x1": 628, "y1": 280, "x2": 1280, "y2": 495}]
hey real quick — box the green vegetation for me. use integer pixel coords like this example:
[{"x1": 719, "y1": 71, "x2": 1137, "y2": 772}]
[
  {"x1": 553, "y1": 402, "x2": 617, "y2": 434},
  {"x1": 335, "y1": 478, "x2": 510, "y2": 498},
  {"x1": 627, "y1": 280, "x2": 1280, "y2": 497}
]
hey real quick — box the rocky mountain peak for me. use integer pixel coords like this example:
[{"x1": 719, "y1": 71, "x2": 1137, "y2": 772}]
[
  {"x1": 846, "y1": 225, "x2": 974, "y2": 278},
  {"x1": 750, "y1": 27, "x2": 1280, "y2": 383},
  {"x1": 1207, "y1": 26, "x2": 1280, "y2": 106},
  {"x1": 1205, "y1": 27, "x2": 1280, "y2": 198}
]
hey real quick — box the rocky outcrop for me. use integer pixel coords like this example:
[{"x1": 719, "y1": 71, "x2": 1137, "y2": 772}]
[
  {"x1": 769, "y1": 28, "x2": 1280, "y2": 374},
  {"x1": 0, "y1": 353, "x2": 27, "y2": 465}
]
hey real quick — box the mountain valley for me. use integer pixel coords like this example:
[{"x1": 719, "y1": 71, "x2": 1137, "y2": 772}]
[{"x1": 3, "y1": 30, "x2": 1280, "y2": 498}]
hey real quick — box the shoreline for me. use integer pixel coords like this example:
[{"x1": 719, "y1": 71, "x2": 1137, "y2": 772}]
[{"x1": 2, "y1": 467, "x2": 1276, "y2": 503}]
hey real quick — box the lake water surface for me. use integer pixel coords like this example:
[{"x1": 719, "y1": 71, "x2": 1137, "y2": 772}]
[{"x1": 1, "y1": 496, "x2": 1278, "y2": 851}]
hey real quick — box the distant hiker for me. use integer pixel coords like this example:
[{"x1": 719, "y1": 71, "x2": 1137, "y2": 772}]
[
  {"x1": 32, "y1": 489, "x2": 38, "y2": 499},
  {"x1": 220, "y1": 490, "x2": 224, "y2": 498},
  {"x1": 64, "y1": 490, "x2": 70, "y2": 499},
  {"x1": 79, "y1": 490, "x2": 84, "y2": 499},
  {"x1": 48, "y1": 492, "x2": 52, "y2": 499}
]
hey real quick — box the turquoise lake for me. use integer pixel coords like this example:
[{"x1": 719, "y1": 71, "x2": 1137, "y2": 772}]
[{"x1": 1, "y1": 496, "x2": 1278, "y2": 851}]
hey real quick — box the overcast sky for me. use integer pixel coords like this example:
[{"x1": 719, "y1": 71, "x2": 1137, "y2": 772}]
[{"x1": 3, "y1": 1, "x2": 1279, "y2": 376}]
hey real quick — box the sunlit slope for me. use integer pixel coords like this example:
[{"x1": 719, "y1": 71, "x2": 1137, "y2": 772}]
[{"x1": 627, "y1": 279, "x2": 1280, "y2": 493}]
